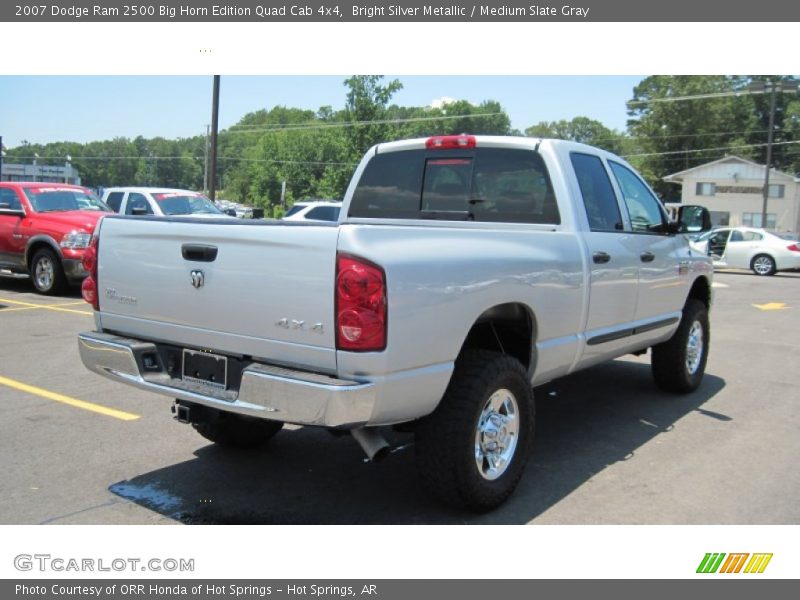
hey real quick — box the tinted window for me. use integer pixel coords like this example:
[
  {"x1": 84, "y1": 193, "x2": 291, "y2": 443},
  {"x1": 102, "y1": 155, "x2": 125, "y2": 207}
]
[
  {"x1": 742, "y1": 231, "x2": 763, "y2": 242},
  {"x1": 350, "y1": 147, "x2": 559, "y2": 224},
  {"x1": 105, "y1": 191, "x2": 124, "y2": 212},
  {"x1": 125, "y1": 193, "x2": 153, "y2": 215},
  {"x1": 305, "y1": 206, "x2": 340, "y2": 221},
  {"x1": 284, "y1": 204, "x2": 307, "y2": 217},
  {"x1": 155, "y1": 193, "x2": 223, "y2": 216},
  {"x1": 0, "y1": 188, "x2": 22, "y2": 210},
  {"x1": 730, "y1": 230, "x2": 744, "y2": 242},
  {"x1": 350, "y1": 150, "x2": 425, "y2": 219},
  {"x1": 467, "y1": 149, "x2": 559, "y2": 224},
  {"x1": 570, "y1": 153, "x2": 622, "y2": 231},
  {"x1": 609, "y1": 162, "x2": 666, "y2": 233}
]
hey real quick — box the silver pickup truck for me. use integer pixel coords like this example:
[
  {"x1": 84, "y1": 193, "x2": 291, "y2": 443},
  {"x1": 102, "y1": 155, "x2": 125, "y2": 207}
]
[{"x1": 78, "y1": 135, "x2": 713, "y2": 511}]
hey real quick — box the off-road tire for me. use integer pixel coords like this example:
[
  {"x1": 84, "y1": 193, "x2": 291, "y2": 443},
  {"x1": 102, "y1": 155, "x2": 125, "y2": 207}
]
[
  {"x1": 415, "y1": 350, "x2": 534, "y2": 512},
  {"x1": 651, "y1": 299, "x2": 710, "y2": 393},
  {"x1": 192, "y1": 409, "x2": 283, "y2": 449},
  {"x1": 30, "y1": 248, "x2": 67, "y2": 295}
]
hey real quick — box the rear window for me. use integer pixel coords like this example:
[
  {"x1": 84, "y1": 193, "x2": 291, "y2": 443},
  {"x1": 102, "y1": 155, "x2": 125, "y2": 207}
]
[
  {"x1": 105, "y1": 191, "x2": 124, "y2": 212},
  {"x1": 349, "y1": 148, "x2": 559, "y2": 224},
  {"x1": 154, "y1": 193, "x2": 222, "y2": 216},
  {"x1": 305, "y1": 206, "x2": 340, "y2": 221}
]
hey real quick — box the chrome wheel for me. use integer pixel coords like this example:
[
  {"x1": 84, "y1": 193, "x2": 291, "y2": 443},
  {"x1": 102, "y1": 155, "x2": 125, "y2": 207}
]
[
  {"x1": 474, "y1": 388, "x2": 519, "y2": 481},
  {"x1": 752, "y1": 256, "x2": 774, "y2": 276},
  {"x1": 686, "y1": 321, "x2": 704, "y2": 375},
  {"x1": 34, "y1": 256, "x2": 55, "y2": 291}
]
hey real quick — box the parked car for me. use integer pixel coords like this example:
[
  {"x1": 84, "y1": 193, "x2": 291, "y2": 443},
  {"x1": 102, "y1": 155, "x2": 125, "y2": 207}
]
[
  {"x1": 282, "y1": 200, "x2": 342, "y2": 222},
  {"x1": 690, "y1": 226, "x2": 800, "y2": 275},
  {"x1": 101, "y1": 187, "x2": 234, "y2": 219},
  {"x1": 78, "y1": 135, "x2": 712, "y2": 511},
  {"x1": 0, "y1": 182, "x2": 111, "y2": 294}
]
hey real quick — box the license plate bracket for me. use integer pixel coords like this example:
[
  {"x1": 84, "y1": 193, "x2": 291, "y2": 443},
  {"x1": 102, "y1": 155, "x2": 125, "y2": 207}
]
[{"x1": 182, "y1": 349, "x2": 227, "y2": 389}]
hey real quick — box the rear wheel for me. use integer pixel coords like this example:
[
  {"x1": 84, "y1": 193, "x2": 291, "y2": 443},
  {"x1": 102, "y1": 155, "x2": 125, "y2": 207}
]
[
  {"x1": 651, "y1": 299, "x2": 709, "y2": 393},
  {"x1": 415, "y1": 350, "x2": 534, "y2": 512},
  {"x1": 751, "y1": 254, "x2": 776, "y2": 276},
  {"x1": 30, "y1": 248, "x2": 67, "y2": 295},
  {"x1": 189, "y1": 406, "x2": 283, "y2": 449}
]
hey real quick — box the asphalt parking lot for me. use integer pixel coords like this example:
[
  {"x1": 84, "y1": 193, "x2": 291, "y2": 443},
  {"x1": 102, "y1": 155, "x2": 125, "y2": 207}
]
[{"x1": 0, "y1": 270, "x2": 798, "y2": 525}]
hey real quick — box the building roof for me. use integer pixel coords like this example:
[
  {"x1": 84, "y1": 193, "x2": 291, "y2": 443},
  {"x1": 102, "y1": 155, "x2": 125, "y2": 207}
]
[{"x1": 663, "y1": 155, "x2": 799, "y2": 183}]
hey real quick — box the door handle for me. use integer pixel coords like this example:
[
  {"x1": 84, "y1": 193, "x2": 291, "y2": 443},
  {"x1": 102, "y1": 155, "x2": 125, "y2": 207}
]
[
  {"x1": 640, "y1": 252, "x2": 655, "y2": 263},
  {"x1": 593, "y1": 251, "x2": 611, "y2": 264},
  {"x1": 181, "y1": 244, "x2": 218, "y2": 262}
]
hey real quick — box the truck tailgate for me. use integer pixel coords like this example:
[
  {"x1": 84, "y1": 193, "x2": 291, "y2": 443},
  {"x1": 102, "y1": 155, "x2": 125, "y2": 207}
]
[{"x1": 95, "y1": 217, "x2": 339, "y2": 373}]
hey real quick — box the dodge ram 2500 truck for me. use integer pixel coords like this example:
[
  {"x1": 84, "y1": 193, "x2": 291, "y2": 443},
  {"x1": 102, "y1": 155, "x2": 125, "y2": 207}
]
[{"x1": 78, "y1": 135, "x2": 713, "y2": 510}]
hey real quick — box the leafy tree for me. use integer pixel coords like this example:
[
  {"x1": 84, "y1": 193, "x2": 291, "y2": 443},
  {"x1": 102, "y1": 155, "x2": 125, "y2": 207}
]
[
  {"x1": 343, "y1": 75, "x2": 403, "y2": 160},
  {"x1": 525, "y1": 116, "x2": 627, "y2": 154}
]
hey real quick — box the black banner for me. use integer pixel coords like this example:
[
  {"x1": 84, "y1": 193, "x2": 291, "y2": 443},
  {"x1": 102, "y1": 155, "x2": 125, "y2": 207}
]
[{"x1": 3, "y1": 0, "x2": 800, "y2": 22}]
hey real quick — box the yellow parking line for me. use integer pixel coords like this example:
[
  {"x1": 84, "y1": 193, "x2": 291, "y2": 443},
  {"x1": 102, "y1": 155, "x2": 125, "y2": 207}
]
[
  {"x1": 0, "y1": 375, "x2": 140, "y2": 421},
  {"x1": 0, "y1": 297, "x2": 92, "y2": 315}
]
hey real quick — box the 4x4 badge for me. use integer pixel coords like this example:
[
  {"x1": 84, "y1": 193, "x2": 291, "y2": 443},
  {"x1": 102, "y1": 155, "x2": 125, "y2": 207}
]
[{"x1": 190, "y1": 270, "x2": 204, "y2": 289}]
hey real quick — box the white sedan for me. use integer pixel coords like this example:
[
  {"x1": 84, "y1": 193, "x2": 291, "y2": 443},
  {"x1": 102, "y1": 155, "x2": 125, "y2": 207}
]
[{"x1": 690, "y1": 226, "x2": 800, "y2": 276}]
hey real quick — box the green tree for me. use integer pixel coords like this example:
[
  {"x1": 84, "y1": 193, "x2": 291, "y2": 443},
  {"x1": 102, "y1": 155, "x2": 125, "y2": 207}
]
[
  {"x1": 525, "y1": 116, "x2": 627, "y2": 154},
  {"x1": 343, "y1": 75, "x2": 403, "y2": 160},
  {"x1": 626, "y1": 76, "x2": 757, "y2": 196}
]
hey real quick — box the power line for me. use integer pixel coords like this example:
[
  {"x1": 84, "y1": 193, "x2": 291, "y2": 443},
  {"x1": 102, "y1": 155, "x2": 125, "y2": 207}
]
[
  {"x1": 626, "y1": 88, "x2": 772, "y2": 107},
  {"x1": 623, "y1": 139, "x2": 800, "y2": 159}
]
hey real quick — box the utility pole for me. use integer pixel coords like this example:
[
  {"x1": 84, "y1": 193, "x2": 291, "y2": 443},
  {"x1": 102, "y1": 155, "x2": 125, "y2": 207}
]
[
  {"x1": 209, "y1": 76, "x2": 220, "y2": 201},
  {"x1": 203, "y1": 124, "x2": 210, "y2": 194},
  {"x1": 748, "y1": 78, "x2": 799, "y2": 230}
]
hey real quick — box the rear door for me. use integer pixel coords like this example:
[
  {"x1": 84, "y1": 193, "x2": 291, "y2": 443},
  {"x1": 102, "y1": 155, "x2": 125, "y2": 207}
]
[
  {"x1": 722, "y1": 229, "x2": 759, "y2": 269},
  {"x1": 568, "y1": 152, "x2": 639, "y2": 361}
]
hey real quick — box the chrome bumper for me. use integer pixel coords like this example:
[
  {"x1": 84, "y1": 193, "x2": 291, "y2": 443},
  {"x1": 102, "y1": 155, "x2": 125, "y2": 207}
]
[{"x1": 77, "y1": 331, "x2": 376, "y2": 427}]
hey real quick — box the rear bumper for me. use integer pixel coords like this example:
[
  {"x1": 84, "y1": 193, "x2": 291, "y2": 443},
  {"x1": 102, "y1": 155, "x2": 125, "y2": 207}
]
[{"x1": 77, "y1": 331, "x2": 376, "y2": 428}]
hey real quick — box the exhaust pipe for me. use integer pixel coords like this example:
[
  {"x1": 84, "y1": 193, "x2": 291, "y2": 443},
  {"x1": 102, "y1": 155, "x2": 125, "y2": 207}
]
[{"x1": 351, "y1": 427, "x2": 390, "y2": 462}]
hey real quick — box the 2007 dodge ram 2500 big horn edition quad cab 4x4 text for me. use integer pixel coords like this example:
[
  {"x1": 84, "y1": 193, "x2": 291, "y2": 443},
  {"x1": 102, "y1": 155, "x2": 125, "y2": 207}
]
[{"x1": 78, "y1": 135, "x2": 713, "y2": 510}]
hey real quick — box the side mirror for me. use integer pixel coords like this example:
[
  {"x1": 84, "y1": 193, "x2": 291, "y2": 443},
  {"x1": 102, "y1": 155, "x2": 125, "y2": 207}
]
[
  {"x1": 130, "y1": 206, "x2": 149, "y2": 216},
  {"x1": 225, "y1": 209, "x2": 237, "y2": 217},
  {"x1": 675, "y1": 205, "x2": 712, "y2": 234}
]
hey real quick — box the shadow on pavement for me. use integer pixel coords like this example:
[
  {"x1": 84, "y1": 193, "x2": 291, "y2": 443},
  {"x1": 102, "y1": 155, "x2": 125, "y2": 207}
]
[
  {"x1": 0, "y1": 275, "x2": 82, "y2": 298},
  {"x1": 109, "y1": 359, "x2": 726, "y2": 524}
]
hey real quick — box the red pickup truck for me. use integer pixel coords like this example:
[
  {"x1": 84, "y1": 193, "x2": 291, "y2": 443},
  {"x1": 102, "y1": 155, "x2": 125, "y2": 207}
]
[{"x1": 0, "y1": 182, "x2": 111, "y2": 294}]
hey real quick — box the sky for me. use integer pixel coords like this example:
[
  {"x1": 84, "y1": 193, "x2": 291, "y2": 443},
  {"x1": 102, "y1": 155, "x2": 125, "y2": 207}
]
[{"x1": 0, "y1": 75, "x2": 644, "y2": 149}]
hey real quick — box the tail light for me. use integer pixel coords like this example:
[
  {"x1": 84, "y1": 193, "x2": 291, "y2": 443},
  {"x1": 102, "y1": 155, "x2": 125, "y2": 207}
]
[
  {"x1": 81, "y1": 235, "x2": 99, "y2": 310},
  {"x1": 336, "y1": 254, "x2": 386, "y2": 352},
  {"x1": 426, "y1": 134, "x2": 476, "y2": 150},
  {"x1": 787, "y1": 244, "x2": 800, "y2": 252}
]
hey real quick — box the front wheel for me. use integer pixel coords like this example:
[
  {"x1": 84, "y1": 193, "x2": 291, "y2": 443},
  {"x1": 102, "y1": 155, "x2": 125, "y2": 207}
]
[
  {"x1": 30, "y1": 248, "x2": 67, "y2": 294},
  {"x1": 651, "y1": 299, "x2": 710, "y2": 393},
  {"x1": 751, "y1": 254, "x2": 776, "y2": 276},
  {"x1": 415, "y1": 350, "x2": 534, "y2": 512}
]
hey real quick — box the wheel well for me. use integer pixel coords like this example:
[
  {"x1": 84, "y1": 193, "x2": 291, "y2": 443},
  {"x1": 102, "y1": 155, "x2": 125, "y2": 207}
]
[
  {"x1": 25, "y1": 240, "x2": 60, "y2": 268},
  {"x1": 688, "y1": 276, "x2": 711, "y2": 309},
  {"x1": 459, "y1": 303, "x2": 535, "y2": 371}
]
